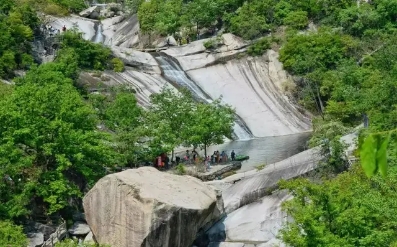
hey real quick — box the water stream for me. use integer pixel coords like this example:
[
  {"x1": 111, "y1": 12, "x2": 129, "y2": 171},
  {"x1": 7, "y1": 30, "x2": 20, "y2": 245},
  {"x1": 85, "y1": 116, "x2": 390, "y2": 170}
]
[
  {"x1": 92, "y1": 23, "x2": 104, "y2": 44},
  {"x1": 155, "y1": 55, "x2": 253, "y2": 140}
]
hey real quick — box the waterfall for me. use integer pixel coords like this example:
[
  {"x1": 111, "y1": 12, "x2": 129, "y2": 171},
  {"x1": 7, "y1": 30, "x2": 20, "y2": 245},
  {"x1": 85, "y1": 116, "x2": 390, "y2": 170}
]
[
  {"x1": 155, "y1": 54, "x2": 253, "y2": 140},
  {"x1": 93, "y1": 23, "x2": 104, "y2": 44}
]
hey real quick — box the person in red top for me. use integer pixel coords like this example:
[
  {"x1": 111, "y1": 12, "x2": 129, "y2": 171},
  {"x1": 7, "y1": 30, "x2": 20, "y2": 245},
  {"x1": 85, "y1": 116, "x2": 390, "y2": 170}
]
[{"x1": 62, "y1": 25, "x2": 67, "y2": 32}]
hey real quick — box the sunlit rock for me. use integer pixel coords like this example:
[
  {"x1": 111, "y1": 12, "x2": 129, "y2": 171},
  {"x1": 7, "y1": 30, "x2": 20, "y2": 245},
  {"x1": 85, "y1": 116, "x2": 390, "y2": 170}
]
[{"x1": 83, "y1": 167, "x2": 224, "y2": 247}]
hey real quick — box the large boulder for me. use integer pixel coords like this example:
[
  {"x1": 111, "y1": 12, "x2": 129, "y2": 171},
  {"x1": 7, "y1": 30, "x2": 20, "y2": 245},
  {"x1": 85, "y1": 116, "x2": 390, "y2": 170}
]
[
  {"x1": 79, "y1": 6, "x2": 100, "y2": 19},
  {"x1": 83, "y1": 167, "x2": 224, "y2": 247},
  {"x1": 111, "y1": 46, "x2": 161, "y2": 74}
]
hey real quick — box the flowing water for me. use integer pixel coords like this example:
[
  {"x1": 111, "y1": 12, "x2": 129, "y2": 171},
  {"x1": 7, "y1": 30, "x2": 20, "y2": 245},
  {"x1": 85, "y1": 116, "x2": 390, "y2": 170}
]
[
  {"x1": 93, "y1": 23, "x2": 104, "y2": 44},
  {"x1": 155, "y1": 55, "x2": 253, "y2": 140},
  {"x1": 204, "y1": 132, "x2": 311, "y2": 172}
]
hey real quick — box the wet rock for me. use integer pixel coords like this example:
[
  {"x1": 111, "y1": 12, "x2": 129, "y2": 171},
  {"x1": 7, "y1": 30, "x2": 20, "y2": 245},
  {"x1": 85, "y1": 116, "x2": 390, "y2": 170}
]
[
  {"x1": 68, "y1": 221, "x2": 90, "y2": 236},
  {"x1": 27, "y1": 232, "x2": 44, "y2": 247},
  {"x1": 83, "y1": 167, "x2": 224, "y2": 247}
]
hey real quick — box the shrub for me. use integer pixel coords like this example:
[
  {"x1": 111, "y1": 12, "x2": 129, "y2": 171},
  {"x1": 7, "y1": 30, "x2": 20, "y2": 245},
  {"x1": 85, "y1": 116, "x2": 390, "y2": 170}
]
[
  {"x1": 43, "y1": 3, "x2": 68, "y2": 16},
  {"x1": 111, "y1": 58, "x2": 125, "y2": 72},
  {"x1": 255, "y1": 164, "x2": 266, "y2": 171},
  {"x1": 283, "y1": 10, "x2": 309, "y2": 30},
  {"x1": 0, "y1": 221, "x2": 27, "y2": 247},
  {"x1": 203, "y1": 36, "x2": 223, "y2": 50},
  {"x1": 247, "y1": 38, "x2": 271, "y2": 56},
  {"x1": 55, "y1": 239, "x2": 110, "y2": 247},
  {"x1": 176, "y1": 163, "x2": 186, "y2": 175}
]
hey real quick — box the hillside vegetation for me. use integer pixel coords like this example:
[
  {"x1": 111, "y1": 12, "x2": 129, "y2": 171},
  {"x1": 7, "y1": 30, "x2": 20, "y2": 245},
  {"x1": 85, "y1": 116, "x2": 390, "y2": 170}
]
[
  {"x1": 2, "y1": 0, "x2": 397, "y2": 245},
  {"x1": 133, "y1": 0, "x2": 397, "y2": 245}
]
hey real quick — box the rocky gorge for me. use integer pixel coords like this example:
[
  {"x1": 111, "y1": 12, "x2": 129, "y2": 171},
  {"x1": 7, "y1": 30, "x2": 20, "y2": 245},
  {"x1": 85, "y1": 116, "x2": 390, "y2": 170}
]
[{"x1": 25, "y1": 4, "x2": 359, "y2": 247}]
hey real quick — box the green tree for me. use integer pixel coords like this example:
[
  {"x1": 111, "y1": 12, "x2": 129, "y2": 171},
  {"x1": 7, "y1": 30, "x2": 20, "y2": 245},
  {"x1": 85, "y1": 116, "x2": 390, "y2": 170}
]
[
  {"x1": 105, "y1": 91, "x2": 143, "y2": 166},
  {"x1": 182, "y1": 0, "x2": 220, "y2": 38},
  {"x1": 225, "y1": 0, "x2": 271, "y2": 40},
  {"x1": 60, "y1": 30, "x2": 111, "y2": 70},
  {"x1": 187, "y1": 99, "x2": 235, "y2": 157},
  {"x1": 145, "y1": 88, "x2": 195, "y2": 160},
  {"x1": 154, "y1": 0, "x2": 183, "y2": 35},
  {"x1": 279, "y1": 164, "x2": 397, "y2": 246},
  {"x1": 0, "y1": 63, "x2": 117, "y2": 218},
  {"x1": 279, "y1": 29, "x2": 357, "y2": 75},
  {"x1": 283, "y1": 10, "x2": 309, "y2": 30},
  {"x1": 0, "y1": 221, "x2": 27, "y2": 247}
]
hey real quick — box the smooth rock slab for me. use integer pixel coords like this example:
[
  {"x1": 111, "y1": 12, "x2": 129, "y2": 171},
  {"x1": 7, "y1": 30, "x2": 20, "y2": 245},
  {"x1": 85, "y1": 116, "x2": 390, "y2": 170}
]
[
  {"x1": 83, "y1": 167, "x2": 224, "y2": 247},
  {"x1": 68, "y1": 221, "x2": 90, "y2": 236},
  {"x1": 203, "y1": 191, "x2": 291, "y2": 247}
]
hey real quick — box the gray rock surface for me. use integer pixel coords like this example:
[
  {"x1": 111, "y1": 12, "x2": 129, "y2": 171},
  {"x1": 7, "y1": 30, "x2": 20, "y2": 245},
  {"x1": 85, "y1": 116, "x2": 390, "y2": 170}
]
[
  {"x1": 111, "y1": 46, "x2": 161, "y2": 73},
  {"x1": 154, "y1": 36, "x2": 178, "y2": 48},
  {"x1": 25, "y1": 222, "x2": 56, "y2": 241},
  {"x1": 48, "y1": 15, "x2": 96, "y2": 41},
  {"x1": 78, "y1": 69, "x2": 169, "y2": 108},
  {"x1": 222, "y1": 147, "x2": 321, "y2": 213},
  {"x1": 186, "y1": 51, "x2": 311, "y2": 137},
  {"x1": 27, "y1": 232, "x2": 44, "y2": 247},
  {"x1": 203, "y1": 191, "x2": 290, "y2": 247},
  {"x1": 102, "y1": 15, "x2": 139, "y2": 47},
  {"x1": 206, "y1": 131, "x2": 358, "y2": 213},
  {"x1": 83, "y1": 167, "x2": 224, "y2": 247},
  {"x1": 79, "y1": 6, "x2": 100, "y2": 19},
  {"x1": 68, "y1": 221, "x2": 90, "y2": 236},
  {"x1": 84, "y1": 231, "x2": 95, "y2": 244}
]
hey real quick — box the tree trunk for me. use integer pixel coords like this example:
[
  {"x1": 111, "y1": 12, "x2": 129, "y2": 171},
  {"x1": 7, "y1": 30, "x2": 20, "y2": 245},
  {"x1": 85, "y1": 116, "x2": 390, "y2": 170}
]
[{"x1": 204, "y1": 144, "x2": 207, "y2": 161}]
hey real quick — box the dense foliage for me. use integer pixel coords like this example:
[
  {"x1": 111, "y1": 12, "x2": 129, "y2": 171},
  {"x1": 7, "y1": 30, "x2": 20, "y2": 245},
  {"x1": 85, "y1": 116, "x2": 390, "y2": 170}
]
[
  {"x1": 0, "y1": 1, "x2": 39, "y2": 79},
  {"x1": 0, "y1": 221, "x2": 27, "y2": 247},
  {"x1": 280, "y1": 164, "x2": 397, "y2": 246}
]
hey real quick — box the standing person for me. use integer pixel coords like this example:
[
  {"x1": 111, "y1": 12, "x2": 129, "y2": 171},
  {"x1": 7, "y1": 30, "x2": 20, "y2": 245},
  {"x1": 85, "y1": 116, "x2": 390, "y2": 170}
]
[
  {"x1": 192, "y1": 149, "x2": 198, "y2": 162},
  {"x1": 231, "y1": 150, "x2": 236, "y2": 161},
  {"x1": 221, "y1": 151, "x2": 226, "y2": 162},
  {"x1": 62, "y1": 25, "x2": 66, "y2": 32},
  {"x1": 186, "y1": 150, "x2": 190, "y2": 162},
  {"x1": 206, "y1": 156, "x2": 211, "y2": 171},
  {"x1": 216, "y1": 151, "x2": 220, "y2": 164}
]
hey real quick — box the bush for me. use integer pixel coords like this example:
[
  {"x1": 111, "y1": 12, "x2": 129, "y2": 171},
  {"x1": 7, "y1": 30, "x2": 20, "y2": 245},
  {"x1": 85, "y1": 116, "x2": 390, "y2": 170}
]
[
  {"x1": 55, "y1": 239, "x2": 110, "y2": 247},
  {"x1": 176, "y1": 163, "x2": 186, "y2": 175},
  {"x1": 203, "y1": 36, "x2": 223, "y2": 50},
  {"x1": 111, "y1": 58, "x2": 125, "y2": 72},
  {"x1": 283, "y1": 10, "x2": 309, "y2": 30},
  {"x1": 43, "y1": 3, "x2": 68, "y2": 16},
  {"x1": 60, "y1": 31, "x2": 112, "y2": 71},
  {"x1": 247, "y1": 38, "x2": 271, "y2": 56},
  {"x1": 0, "y1": 221, "x2": 27, "y2": 247}
]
